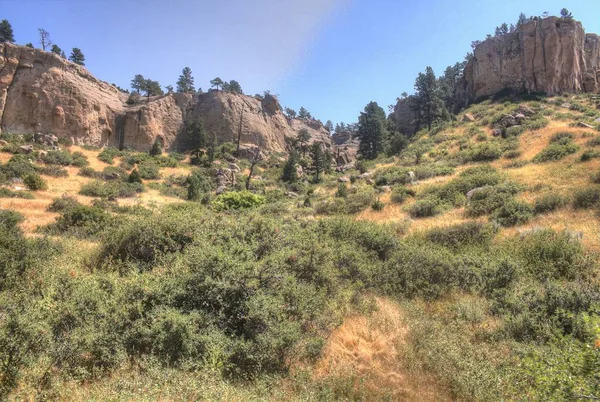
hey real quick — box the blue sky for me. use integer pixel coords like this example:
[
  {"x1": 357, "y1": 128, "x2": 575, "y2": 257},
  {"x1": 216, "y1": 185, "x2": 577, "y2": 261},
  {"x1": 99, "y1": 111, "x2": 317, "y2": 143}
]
[{"x1": 2, "y1": 0, "x2": 600, "y2": 125}]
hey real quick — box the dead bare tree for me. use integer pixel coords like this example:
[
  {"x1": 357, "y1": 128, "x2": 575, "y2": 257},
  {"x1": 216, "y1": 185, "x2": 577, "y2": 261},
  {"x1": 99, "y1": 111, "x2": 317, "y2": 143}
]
[
  {"x1": 245, "y1": 138, "x2": 263, "y2": 190},
  {"x1": 38, "y1": 28, "x2": 52, "y2": 51}
]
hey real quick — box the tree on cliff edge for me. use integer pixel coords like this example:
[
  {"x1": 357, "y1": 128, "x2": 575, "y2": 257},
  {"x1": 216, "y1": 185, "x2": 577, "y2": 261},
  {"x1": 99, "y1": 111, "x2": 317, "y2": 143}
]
[
  {"x1": 0, "y1": 20, "x2": 14, "y2": 43},
  {"x1": 176, "y1": 67, "x2": 195, "y2": 93},
  {"x1": 69, "y1": 48, "x2": 85, "y2": 66},
  {"x1": 411, "y1": 66, "x2": 443, "y2": 130},
  {"x1": 210, "y1": 77, "x2": 223, "y2": 90},
  {"x1": 38, "y1": 28, "x2": 52, "y2": 51},
  {"x1": 560, "y1": 8, "x2": 573, "y2": 19}
]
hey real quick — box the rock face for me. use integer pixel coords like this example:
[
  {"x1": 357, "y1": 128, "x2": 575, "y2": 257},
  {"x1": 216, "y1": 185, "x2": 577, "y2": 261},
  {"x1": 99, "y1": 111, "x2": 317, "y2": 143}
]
[
  {"x1": 0, "y1": 42, "x2": 333, "y2": 154},
  {"x1": 389, "y1": 98, "x2": 418, "y2": 136},
  {"x1": 455, "y1": 17, "x2": 600, "y2": 108}
]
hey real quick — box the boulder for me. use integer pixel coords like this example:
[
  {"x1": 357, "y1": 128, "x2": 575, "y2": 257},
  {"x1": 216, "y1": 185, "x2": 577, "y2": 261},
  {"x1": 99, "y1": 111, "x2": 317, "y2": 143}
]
[
  {"x1": 407, "y1": 171, "x2": 416, "y2": 184},
  {"x1": 338, "y1": 176, "x2": 350, "y2": 183},
  {"x1": 285, "y1": 191, "x2": 299, "y2": 199},
  {"x1": 357, "y1": 172, "x2": 372, "y2": 180},
  {"x1": 216, "y1": 186, "x2": 226, "y2": 195},
  {"x1": 229, "y1": 163, "x2": 241, "y2": 172},
  {"x1": 517, "y1": 105, "x2": 536, "y2": 116},
  {"x1": 515, "y1": 113, "x2": 526, "y2": 123},
  {"x1": 492, "y1": 128, "x2": 503, "y2": 137},
  {"x1": 0, "y1": 140, "x2": 8, "y2": 146},
  {"x1": 366, "y1": 178, "x2": 374, "y2": 185},
  {"x1": 466, "y1": 186, "x2": 488, "y2": 199},
  {"x1": 18, "y1": 145, "x2": 34, "y2": 154},
  {"x1": 500, "y1": 114, "x2": 517, "y2": 127},
  {"x1": 578, "y1": 122, "x2": 595, "y2": 129},
  {"x1": 463, "y1": 113, "x2": 475, "y2": 122},
  {"x1": 561, "y1": 103, "x2": 572, "y2": 109}
]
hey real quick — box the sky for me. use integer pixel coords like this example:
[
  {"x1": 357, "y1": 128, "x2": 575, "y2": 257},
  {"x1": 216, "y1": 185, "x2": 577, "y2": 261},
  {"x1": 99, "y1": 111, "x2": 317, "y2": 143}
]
[{"x1": 2, "y1": 0, "x2": 600, "y2": 125}]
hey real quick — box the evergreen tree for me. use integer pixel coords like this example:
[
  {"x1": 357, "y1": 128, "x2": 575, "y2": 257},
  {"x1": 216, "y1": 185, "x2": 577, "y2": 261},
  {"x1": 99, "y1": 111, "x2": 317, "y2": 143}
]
[
  {"x1": 187, "y1": 119, "x2": 206, "y2": 162},
  {"x1": 128, "y1": 168, "x2": 142, "y2": 183},
  {"x1": 149, "y1": 138, "x2": 162, "y2": 156},
  {"x1": 560, "y1": 8, "x2": 573, "y2": 19},
  {"x1": 438, "y1": 62, "x2": 465, "y2": 112},
  {"x1": 224, "y1": 80, "x2": 243, "y2": 94},
  {"x1": 60, "y1": 50, "x2": 66, "y2": 59},
  {"x1": 298, "y1": 107, "x2": 311, "y2": 119},
  {"x1": 131, "y1": 74, "x2": 146, "y2": 93},
  {"x1": 281, "y1": 151, "x2": 299, "y2": 182},
  {"x1": 69, "y1": 48, "x2": 85, "y2": 66},
  {"x1": 176, "y1": 67, "x2": 195, "y2": 93},
  {"x1": 357, "y1": 101, "x2": 387, "y2": 160},
  {"x1": 309, "y1": 142, "x2": 328, "y2": 183},
  {"x1": 50, "y1": 44, "x2": 62, "y2": 56},
  {"x1": 517, "y1": 13, "x2": 528, "y2": 26},
  {"x1": 325, "y1": 120, "x2": 334, "y2": 132},
  {"x1": 210, "y1": 77, "x2": 223, "y2": 90},
  {"x1": 0, "y1": 19, "x2": 15, "y2": 43},
  {"x1": 296, "y1": 128, "x2": 311, "y2": 158},
  {"x1": 386, "y1": 132, "x2": 408, "y2": 156},
  {"x1": 206, "y1": 131, "x2": 218, "y2": 163},
  {"x1": 411, "y1": 66, "x2": 444, "y2": 130},
  {"x1": 284, "y1": 107, "x2": 297, "y2": 118},
  {"x1": 494, "y1": 23, "x2": 509, "y2": 36},
  {"x1": 25, "y1": 43, "x2": 34, "y2": 48}
]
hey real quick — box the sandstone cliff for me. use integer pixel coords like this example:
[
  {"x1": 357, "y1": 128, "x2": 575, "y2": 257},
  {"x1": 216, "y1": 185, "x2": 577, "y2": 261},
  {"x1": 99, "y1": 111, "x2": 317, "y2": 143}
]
[
  {"x1": 455, "y1": 16, "x2": 600, "y2": 108},
  {"x1": 0, "y1": 42, "x2": 332, "y2": 154}
]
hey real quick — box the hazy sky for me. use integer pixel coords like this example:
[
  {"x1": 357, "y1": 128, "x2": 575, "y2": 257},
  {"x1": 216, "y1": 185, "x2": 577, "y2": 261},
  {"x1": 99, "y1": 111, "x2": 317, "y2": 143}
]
[{"x1": 3, "y1": 0, "x2": 600, "y2": 125}]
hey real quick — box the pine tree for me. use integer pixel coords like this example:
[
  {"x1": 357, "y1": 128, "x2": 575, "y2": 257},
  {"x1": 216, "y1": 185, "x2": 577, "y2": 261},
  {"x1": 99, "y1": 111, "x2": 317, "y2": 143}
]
[
  {"x1": 298, "y1": 107, "x2": 311, "y2": 119},
  {"x1": 281, "y1": 151, "x2": 299, "y2": 183},
  {"x1": 176, "y1": 67, "x2": 195, "y2": 93},
  {"x1": 325, "y1": 120, "x2": 334, "y2": 132},
  {"x1": 0, "y1": 19, "x2": 15, "y2": 43},
  {"x1": 411, "y1": 66, "x2": 444, "y2": 130},
  {"x1": 210, "y1": 77, "x2": 223, "y2": 90},
  {"x1": 309, "y1": 142, "x2": 329, "y2": 183},
  {"x1": 357, "y1": 101, "x2": 387, "y2": 160},
  {"x1": 69, "y1": 48, "x2": 85, "y2": 66},
  {"x1": 560, "y1": 8, "x2": 573, "y2": 19},
  {"x1": 285, "y1": 107, "x2": 297, "y2": 118},
  {"x1": 149, "y1": 138, "x2": 162, "y2": 157},
  {"x1": 131, "y1": 74, "x2": 146, "y2": 94},
  {"x1": 50, "y1": 44, "x2": 62, "y2": 56},
  {"x1": 60, "y1": 50, "x2": 66, "y2": 59},
  {"x1": 224, "y1": 80, "x2": 243, "y2": 94},
  {"x1": 296, "y1": 128, "x2": 311, "y2": 158},
  {"x1": 187, "y1": 119, "x2": 206, "y2": 162}
]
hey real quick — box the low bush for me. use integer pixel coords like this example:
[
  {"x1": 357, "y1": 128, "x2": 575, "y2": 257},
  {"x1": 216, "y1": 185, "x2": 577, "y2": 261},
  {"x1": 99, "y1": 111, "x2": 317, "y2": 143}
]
[
  {"x1": 503, "y1": 150, "x2": 521, "y2": 159},
  {"x1": 533, "y1": 192, "x2": 567, "y2": 214},
  {"x1": 37, "y1": 164, "x2": 68, "y2": 177},
  {"x1": 390, "y1": 186, "x2": 415, "y2": 203},
  {"x1": 79, "y1": 180, "x2": 144, "y2": 199},
  {"x1": 47, "y1": 195, "x2": 81, "y2": 212},
  {"x1": 406, "y1": 197, "x2": 448, "y2": 218},
  {"x1": 426, "y1": 221, "x2": 497, "y2": 249},
  {"x1": 586, "y1": 136, "x2": 600, "y2": 147},
  {"x1": 466, "y1": 183, "x2": 520, "y2": 217},
  {"x1": 345, "y1": 185, "x2": 376, "y2": 213},
  {"x1": 580, "y1": 149, "x2": 600, "y2": 161},
  {"x1": 23, "y1": 172, "x2": 47, "y2": 191},
  {"x1": 491, "y1": 200, "x2": 533, "y2": 227},
  {"x1": 138, "y1": 161, "x2": 160, "y2": 180},
  {"x1": 533, "y1": 137, "x2": 579, "y2": 162},
  {"x1": 0, "y1": 188, "x2": 34, "y2": 199},
  {"x1": 460, "y1": 143, "x2": 502, "y2": 163},
  {"x1": 371, "y1": 199, "x2": 385, "y2": 211},
  {"x1": 213, "y1": 191, "x2": 266, "y2": 211},
  {"x1": 50, "y1": 204, "x2": 112, "y2": 238},
  {"x1": 41, "y1": 150, "x2": 73, "y2": 166},
  {"x1": 572, "y1": 186, "x2": 600, "y2": 209}
]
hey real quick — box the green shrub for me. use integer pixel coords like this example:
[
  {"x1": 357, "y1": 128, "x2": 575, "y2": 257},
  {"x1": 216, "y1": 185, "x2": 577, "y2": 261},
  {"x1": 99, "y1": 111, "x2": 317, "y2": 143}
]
[
  {"x1": 0, "y1": 188, "x2": 34, "y2": 199},
  {"x1": 390, "y1": 186, "x2": 415, "y2": 203},
  {"x1": 79, "y1": 166, "x2": 101, "y2": 178},
  {"x1": 371, "y1": 199, "x2": 385, "y2": 211},
  {"x1": 466, "y1": 184, "x2": 519, "y2": 217},
  {"x1": 128, "y1": 168, "x2": 142, "y2": 183},
  {"x1": 51, "y1": 205, "x2": 112, "y2": 237},
  {"x1": 71, "y1": 151, "x2": 89, "y2": 167},
  {"x1": 37, "y1": 164, "x2": 68, "y2": 177},
  {"x1": 572, "y1": 186, "x2": 600, "y2": 209},
  {"x1": 592, "y1": 171, "x2": 600, "y2": 184},
  {"x1": 138, "y1": 161, "x2": 160, "y2": 179},
  {"x1": 550, "y1": 131, "x2": 575, "y2": 143},
  {"x1": 461, "y1": 143, "x2": 502, "y2": 162},
  {"x1": 41, "y1": 150, "x2": 73, "y2": 166},
  {"x1": 533, "y1": 193, "x2": 567, "y2": 214},
  {"x1": 47, "y1": 195, "x2": 81, "y2": 212},
  {"x1": 23, "y1": 173, "x2": 47, "y2": 190},
  {"x1": 335, "y1": 183, "x2": 348, "y2": 198},
  {"x1": 505, "y1": 126, "x2": 525, "y2": 137},
  {"x1": 1, "y1": 155, "x2": 36, "y2": 179},
  {"x1": 426, "y1": 221, "x2": 497, "y2": 248},
  {"x1": 79, "y1": 180, "x2": 143, "y2": 199},
  {"x1": 503, "y1": 150, "x2": 521, "y2": 159},
  {"x1": 345, "y1": 185, "x2": 376, "y2": 213},
  {"x1": 98, "y1": 147, "x2": 121, "y2": 164},
  {"x1": 491, "y1": 200, "x2": 533, "y2": 227},
  {"x1": 533, "y1": 138, "x2": 579, "y2": 162},
  {"x1": 213, "y1": 191, "x2": 266, "y2": 211},
  {"x1": 580, "y1": 149, "x2": 600, "y2": 161},
  {"x1": 406, "y1": 197, "x2": 448, "y2": 218},
  {"x1": 586, "y1": 136, "x2": 600, "y2": 147}
]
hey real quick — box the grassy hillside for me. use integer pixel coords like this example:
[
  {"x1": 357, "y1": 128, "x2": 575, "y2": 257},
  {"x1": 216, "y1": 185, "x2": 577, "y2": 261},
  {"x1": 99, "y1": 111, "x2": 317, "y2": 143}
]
[{"x1": 1, "y1": 93, "x2": 600, "y2": 401}]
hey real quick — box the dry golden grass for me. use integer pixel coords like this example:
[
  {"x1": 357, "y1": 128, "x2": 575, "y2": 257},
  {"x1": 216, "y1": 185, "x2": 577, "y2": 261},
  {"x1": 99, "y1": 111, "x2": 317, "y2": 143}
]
[
  {"x1": 315, "y1": 297, "x2": 452, "y2": 401},
  {"x1": 0, "y1": 151, "x2": 12, "y2": 164},
  {"x1": 69, "y1": 145, "x2": 111, "y2": 171}
]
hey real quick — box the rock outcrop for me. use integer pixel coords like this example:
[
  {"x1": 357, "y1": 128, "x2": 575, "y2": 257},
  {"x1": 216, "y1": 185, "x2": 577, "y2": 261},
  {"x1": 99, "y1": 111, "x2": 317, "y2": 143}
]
[
  {"x1": 389, "y1": 98, "x2": 418, "y2": 136},
  {"x1": 455, "y1": 17, "x2": 600, "y2": 108},
  {"x1": 0, "y1": 42, "x2": 333, "y2": 154}
]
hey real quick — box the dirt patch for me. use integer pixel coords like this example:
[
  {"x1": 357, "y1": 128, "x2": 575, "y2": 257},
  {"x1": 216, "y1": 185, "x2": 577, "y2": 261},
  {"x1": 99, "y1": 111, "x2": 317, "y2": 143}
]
[{"x1": 315, "y1": 298, "x2": 452, "y2": 401}]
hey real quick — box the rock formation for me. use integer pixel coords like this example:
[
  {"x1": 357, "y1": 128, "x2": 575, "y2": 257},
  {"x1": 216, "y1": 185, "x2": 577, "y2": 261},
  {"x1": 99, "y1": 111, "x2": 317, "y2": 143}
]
[
  {"x1": 455, "y1": 16, "x2": 600, "y2": 108},
  {"x1": 0, "y1": 42, "x2": 333, "y2": 154},
  {"x1": 389, "y1": 98, "x2": 418, "y2": 136}
]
